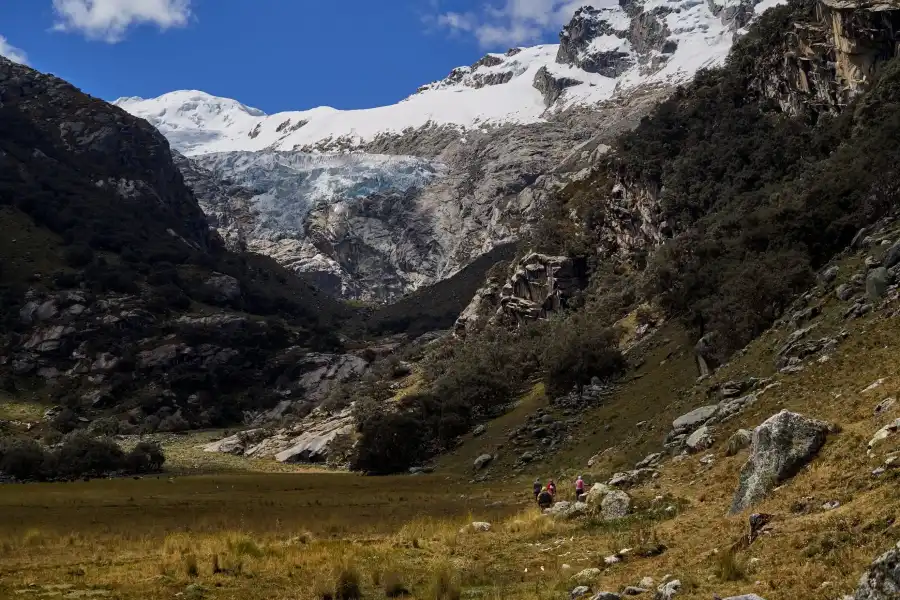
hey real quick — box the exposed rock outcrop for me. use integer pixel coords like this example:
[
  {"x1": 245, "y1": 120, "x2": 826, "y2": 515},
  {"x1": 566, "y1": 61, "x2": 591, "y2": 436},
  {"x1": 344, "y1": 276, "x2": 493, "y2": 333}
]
[
  {"x1": 730, "y1": 410, "x2": 830, "y2": 514},
  {"x1": 854, "y1": 541, "x2": 900, "y2": 600}
]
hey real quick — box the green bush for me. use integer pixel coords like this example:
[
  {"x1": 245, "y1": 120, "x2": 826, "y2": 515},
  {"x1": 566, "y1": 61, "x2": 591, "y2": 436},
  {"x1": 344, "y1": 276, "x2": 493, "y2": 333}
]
[{"x1": 542, "y1": 316, "x2": 626, "y2": 396}]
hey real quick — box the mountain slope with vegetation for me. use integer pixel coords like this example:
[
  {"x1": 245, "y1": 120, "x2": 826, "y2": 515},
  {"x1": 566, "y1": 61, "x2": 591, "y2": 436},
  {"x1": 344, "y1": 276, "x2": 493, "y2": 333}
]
[{"x1": 0, "y1": 56, "x2": 357, "y2": 443}]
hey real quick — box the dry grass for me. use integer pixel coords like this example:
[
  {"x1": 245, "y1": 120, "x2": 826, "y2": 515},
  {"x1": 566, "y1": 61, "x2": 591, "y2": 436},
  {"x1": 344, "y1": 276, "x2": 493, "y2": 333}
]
[{"x1": 3, "y1": 268, "x2": 900, "y2": 599}]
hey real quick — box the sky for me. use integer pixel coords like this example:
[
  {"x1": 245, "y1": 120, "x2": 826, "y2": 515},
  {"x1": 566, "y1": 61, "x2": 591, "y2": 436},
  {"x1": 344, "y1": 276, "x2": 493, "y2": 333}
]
[{"x1": 0, "y1": 0, "x2": 591, "y2": 113}]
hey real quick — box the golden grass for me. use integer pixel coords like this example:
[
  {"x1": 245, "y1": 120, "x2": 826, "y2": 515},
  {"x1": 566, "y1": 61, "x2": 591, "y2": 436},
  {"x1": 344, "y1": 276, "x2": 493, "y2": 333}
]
[{"x1": 3, "y1": 276, "x2": 900, "y2": 599}]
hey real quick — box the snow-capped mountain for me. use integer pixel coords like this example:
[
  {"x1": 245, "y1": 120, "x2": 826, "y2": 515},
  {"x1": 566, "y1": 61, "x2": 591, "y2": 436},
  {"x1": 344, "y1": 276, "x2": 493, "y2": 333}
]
[{"x1": 117, "y1": 0, "x2": 780, "y2": 302}]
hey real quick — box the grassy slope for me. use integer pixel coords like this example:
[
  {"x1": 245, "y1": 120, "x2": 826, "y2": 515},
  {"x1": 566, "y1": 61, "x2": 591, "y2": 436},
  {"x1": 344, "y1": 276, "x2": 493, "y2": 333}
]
[{"x1": 3, "y1": 245, "x2": 899, "y2": 599}]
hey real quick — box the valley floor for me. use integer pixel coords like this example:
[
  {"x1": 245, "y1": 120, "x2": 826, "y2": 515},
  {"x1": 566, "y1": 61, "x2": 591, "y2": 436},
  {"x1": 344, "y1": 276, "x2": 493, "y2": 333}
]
[{"x1": 3, "y1": 254, "x2": 900, "y2": 600}]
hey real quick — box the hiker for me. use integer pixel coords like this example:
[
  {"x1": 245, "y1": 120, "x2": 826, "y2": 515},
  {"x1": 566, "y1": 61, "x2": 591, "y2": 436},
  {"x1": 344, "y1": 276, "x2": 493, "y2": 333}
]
[
  {"x1": 537, "y1": 486, "x2": 553, "y2": 510},
  {"x1": 575, "y1": 475, "x2": 585, "y2": 498},
  {"x1": 547, "y1": 479, "x2": 557, "y2": 498},
  {"x1": 533, "y1": 478, "x2": 541, "y2": 501}
]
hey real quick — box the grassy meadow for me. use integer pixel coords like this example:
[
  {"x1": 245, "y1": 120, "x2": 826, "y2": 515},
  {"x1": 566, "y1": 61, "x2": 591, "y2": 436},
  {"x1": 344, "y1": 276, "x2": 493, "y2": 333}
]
[{"x1": 3, "y1": 251, "x2": 900, "y2": 599}]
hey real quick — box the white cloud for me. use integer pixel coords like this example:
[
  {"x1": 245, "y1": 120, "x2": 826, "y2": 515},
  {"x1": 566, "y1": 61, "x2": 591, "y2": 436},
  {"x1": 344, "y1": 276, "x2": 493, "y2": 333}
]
[
  {"x1": 0, "y1": 35, "x2": 29, "y2": 65},
  {"x1": 432, "y1": 0, "x2": 591, "y2": 48},
  {"x1": 52, "y1": 0, "x2": 192, "y2": 43}
]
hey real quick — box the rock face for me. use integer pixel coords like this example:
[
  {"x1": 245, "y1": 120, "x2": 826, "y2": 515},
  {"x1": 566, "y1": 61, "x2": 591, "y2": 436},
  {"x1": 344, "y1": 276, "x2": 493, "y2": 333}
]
[
  {"x1": 0, "y1": 56, "x2": 353, "y2": 435},
  {"x1": 455, "y1": 252, "x2": 588, "y2": 333},
  {"x1": 205, "y1": 406, "x2": 356, "y2": 465},
  {"x1": 853, "y1": 541, "x2": 900, "y2": 600},
  {"x1": 730, "y1": 411, "x2": 830, "y2": 514}
]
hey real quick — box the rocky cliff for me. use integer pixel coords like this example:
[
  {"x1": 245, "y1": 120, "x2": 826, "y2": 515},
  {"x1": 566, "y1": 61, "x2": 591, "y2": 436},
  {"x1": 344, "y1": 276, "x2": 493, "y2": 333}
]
[{"x1": 0, "y1": 56, "x2": 359, "y2": 435}]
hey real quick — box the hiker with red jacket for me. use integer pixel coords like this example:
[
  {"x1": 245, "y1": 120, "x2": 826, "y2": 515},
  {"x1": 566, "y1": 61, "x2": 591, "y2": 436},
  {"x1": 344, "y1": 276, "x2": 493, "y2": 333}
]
[
  {"x1": 547, "y1": 479, "x2": 557, "y2": 498},
  {"x1": 575, "y1": 475, "x2": 585, "y2": 498}
]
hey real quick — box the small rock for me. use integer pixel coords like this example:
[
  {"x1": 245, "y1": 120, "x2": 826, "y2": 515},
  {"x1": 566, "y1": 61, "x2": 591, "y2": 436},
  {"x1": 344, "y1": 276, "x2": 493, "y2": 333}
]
[
  {"x1": 473, "y1": 454, "x2": 493, "y2": 470},
  {"x1": 721, "y1": 595, "x2": 767, "y2": 600},
  {"x1": 473, "y1": 424, "x2": 486, "y2": 437},
  {"x1": 725, "y1": 429, "x2": 753, "y2": 456},
  {"x1": 874, "y1": 398, "x2": 896, "y2": 416},
  {"x1": 655, "y1": 580, "x2": 680, "y2": 600},
  {"x1": 868, "y1": 418, "x2": 900, "y2": 455},
  {"x1": 573, "y1": 568, "x2": 603, "y2": 583},
  {"x1": 873, "y1": 467, "x2": 887, "y2": 477},
  {"x1": 604, "y1": 555, "x2": 622, "y2": 565},
  {"x1": 593, "y1": 594, "x2": 622, "y2": 600},
  {"x1": 820, "y1": 265, "x2": 839, "y2": 283},
  {"x1": 571, "y1": 586, "x2": 591, "y2": 599},
  {"x1": 464, "y1": 521, "x2": 491, "y2": 533},
  {"x1": 836, "y1": 284, "x2": 856, "y2": 301},
  {"x1": 623, "y1": 587, "x2": 649, "y2": 595},
  {"x1": 822, "y1": 501, "x2": 840, "y2": 511},
  {"x1": 639, "y1": 577, "x2": 654, "y2": 589}
]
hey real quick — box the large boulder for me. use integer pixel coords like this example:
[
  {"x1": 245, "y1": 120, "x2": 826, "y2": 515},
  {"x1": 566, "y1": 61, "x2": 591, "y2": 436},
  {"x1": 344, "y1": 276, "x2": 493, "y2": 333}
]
[
  {"x1": 584, "y1": 482, "x2": 613, "y2": 507},
  {"x1": 867, "y1": 267, "x2": 891, "y2": 300},
  {"x1": 854, "y1": 541, "x2": 900, "y2": 600},
  {"x1": 685, "y1": 425, "x2": 715, "y2": 453},
  {"x1": 601, "y1": 490, "x2": 631, "y2": 520},
  {"x1": 730, "y1": 411, "x2": 829, "y2": 514},
  {"x1": 672, "y1": 405, "x2": 718, "y2": 435},
  {"x1": 474, "y1": 453, "x2": 494, "y2": 470}
]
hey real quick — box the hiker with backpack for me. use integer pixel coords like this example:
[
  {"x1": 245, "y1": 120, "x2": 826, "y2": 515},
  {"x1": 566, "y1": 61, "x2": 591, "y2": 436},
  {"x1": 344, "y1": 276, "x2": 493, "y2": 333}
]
[{"x1": 575, "y1": 475, "x2": 585, "y2": 499}]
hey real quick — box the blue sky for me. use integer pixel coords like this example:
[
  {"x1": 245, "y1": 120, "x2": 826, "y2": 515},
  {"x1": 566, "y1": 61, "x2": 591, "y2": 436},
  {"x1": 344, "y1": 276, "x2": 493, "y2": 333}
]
[{"x1": 0, "y1": 0, "x2": 587, "y2": 113}]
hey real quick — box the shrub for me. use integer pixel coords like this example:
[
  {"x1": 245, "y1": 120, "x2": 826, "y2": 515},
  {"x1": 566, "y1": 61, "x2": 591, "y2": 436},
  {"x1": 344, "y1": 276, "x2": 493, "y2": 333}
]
[
  {"x1": 0, "y1": 437, "x2": 51, "y2": 481},
  {"x1": 54, "y1": 432, "x2": 125, "y2": 478},
  {"x1": 382, "y1": 571, "x2": 410, "y2": 598},
  {"x1": 333, "y1": 566, "x2": 362, "y2": 600},
  {"x1": 542, "y1": 315, "x2": 626, "y2": 397},
  {"x1": 124, "y1": 441, "x2": 165, "y2": 473}
]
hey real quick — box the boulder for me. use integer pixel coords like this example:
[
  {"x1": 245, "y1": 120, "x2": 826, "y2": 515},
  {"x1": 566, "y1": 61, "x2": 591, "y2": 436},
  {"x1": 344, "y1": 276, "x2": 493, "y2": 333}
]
[
  {"x1": 730, "y1": 411, "x2": 829, "y2": 514},
  {"x1": 204, "y1": 272, "x2": 242, "y2": 302},
  {"x1": 725, "y1": 429, "x2": 753, "y2": 456},
  {"x1": 685, "y1": 425, "x2": 714, "y2": 453},
  {"x1": 635, "y1": 452, "x2": 664, "y2": 469},
  {"x1": 868, "y1": 419, "x2": 900, "y2": 455},
  {"x1": 474, "y1": 453, "x2": 494, "y2": 470},
  {"x1": 546, "y1": 501, "x2": 588, "y2": 519},
  {"x1": 654, "y1": 580, "x2": 680, "y2": 600},
  {"x1": 867, "y1": 267, "x2": 890, "y2": 301},
  {"x1": 460, "y1": 521, "x2": 491, "y2": 533},
  {"x1": 473, "y1": 424, "x2": 486, "y2": 437},
  {"x1": 672, "y1": 405, "x2": 718, "y2": 435},
  {"x1": 820, "y1": 265, "x2": 839, "y2": 283},
  {"x1": 609, "y1": 469, "x2": 657, "y2": 488},
  {"x1": 571, "y1": 586, "x2": 591, "y2": 599},
  {"x1": 622, "y1": 586, "x2": 648, "y2": 595},
  {"x1": 853, "y1": 541, "x2": 900, "y2": 600},
  {"x1": 585, "y1": 482, "x2": 613, "y2": 507},
  {"x1": 884, "y1": 240, "x2": 900, "y2": 269},
  {"x1": 836, "y1": 284, "x2": 856, "y2": 301},
  {"x1": 601, "y1": 490, "x2": 631, "y2": 520},
  {"x1": 572, "y1": 567, "x2": 603, "y2": 584}
]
